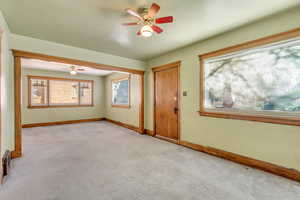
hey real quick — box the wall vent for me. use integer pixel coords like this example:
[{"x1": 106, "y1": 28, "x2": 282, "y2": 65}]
[{"x1": 2, "y1": 150, "x2": 12, "y2": 182}]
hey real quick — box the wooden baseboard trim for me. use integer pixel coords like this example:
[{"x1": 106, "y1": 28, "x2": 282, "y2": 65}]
[
  {"x1": 104, "y1": 118, "x2": 142, "y2": 133},
  {"x1": 180, "y1": 140, "x2": 300, "y2": 182},
  {"x1": 155, "y1": 135, "x2": 179, "y2": 144},
  {"x1": 21, "y1": 120, "x2": 299, "y2": 182},
  {"x1": 22, "y1": 118, "x2": 104, "y2": 128},
  {"x1": 11, "y1": 150, "x2": 22, "y2": 159},
  {"x1": 143, "y1": 130, "x2": 300, "y2": 182},
  {"x1": 144, "y1": 129, "x2": 154, "y2": 136},
  {"x1": 144, "y1": 129, "x2": 179, "y2": 144}
]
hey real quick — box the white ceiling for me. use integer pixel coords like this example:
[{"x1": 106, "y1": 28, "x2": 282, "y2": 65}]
[
  {"x1": 21, "y1": 58, "x2": 116, "y2": 76},
  {"x1": 1, "y1": 0, "x2": 300, "y2": 60}
]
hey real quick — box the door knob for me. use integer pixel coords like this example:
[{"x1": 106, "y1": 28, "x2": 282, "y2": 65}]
[{"x1": 174, "y1": 107, "x2": 178, "y2": 113}]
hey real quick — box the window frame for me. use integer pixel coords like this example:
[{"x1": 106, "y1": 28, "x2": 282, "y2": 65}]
[
  {"x1": 28, "y1": 75, "x2": 94, "y2": 108},
  {"x1": 198, "y1": 29, "x2": 300, "y2": 126},
  {"x1": 111, "y1": 75, "x2": 131, "y2": 108}
]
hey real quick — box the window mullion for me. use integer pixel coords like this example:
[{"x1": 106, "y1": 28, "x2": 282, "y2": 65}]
[
  {"x1": 47, "y1": 79, "x2": 50, "y2": 107},
  {"x1": 29, "y1": 78, "x2": 32, "y2": 107},
  {"x1": 78, "y1": 81, "x2": 81, "y2": 106}
]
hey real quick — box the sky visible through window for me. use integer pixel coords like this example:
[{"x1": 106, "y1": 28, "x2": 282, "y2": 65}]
[{"x1": 112, "y1": 79, "x2": 129, "y2": 105}]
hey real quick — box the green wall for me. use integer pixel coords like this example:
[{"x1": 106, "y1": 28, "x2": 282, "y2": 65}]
[
  {"x1": 11, "y1": 34, "x2": 146, "y2": 71},
  {"x1": 104, "y1": 73, "x2": 140, "y2": 127},
  {"x1": 0, "y1": 6, "x2": 146, "y2": 155},
  {"x1": 22, "y1": 68, "x2": 105, "y2": 124},
  {"x1": 146, "y1": 6, "x2": 300, "y2": 170},
  {"x1": 0, "y1": 11, "x2": 14, "y2": 156},
  {"x1": 1, "y1": 5, "x2": 300, "y2": 173},
  {"x1": 21, "y1": 69, "x2": 140, "y2": 128}
]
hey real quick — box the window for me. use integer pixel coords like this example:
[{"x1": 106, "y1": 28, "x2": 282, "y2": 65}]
[
  {"x1": 50, "y1": 80, "x2": 79, "y2": 105},
  {"x1": 28, "y1": 76, "x2": 93, "y2": 108},
  {"x1": 80, "y1": 82, "x2": 93, "y2": 105},
  {"x1": 112, "y1": 75, "x2": 130, "y2": 108},
  {"x1": 30, "y1": 79, "x2": 48, "y2": 106},
  {"x1": 199, "y1": 33, "x2": 300, "y2": 126}
]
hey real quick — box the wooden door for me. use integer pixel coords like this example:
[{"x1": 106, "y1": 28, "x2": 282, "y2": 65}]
[{"x1": 154, "y1": 63, "x2": 180, "y2": 141}]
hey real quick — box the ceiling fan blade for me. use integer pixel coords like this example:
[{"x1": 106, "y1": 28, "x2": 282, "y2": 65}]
[
  {"x1": 155, "y1": 16, "x2": 173, "y2": 24},
  {"x1": 125, "y1": 8, "x2": 143, "y2": 21},
  {"x1": 151, "y1": 25, "x2": 163, "y2": 34},
  {"x1": 122, "y1": 22, "x2": 139, "y2": 26},
  {"x1": 147, "y1": 3, "x2": 160, "y2": 18}
]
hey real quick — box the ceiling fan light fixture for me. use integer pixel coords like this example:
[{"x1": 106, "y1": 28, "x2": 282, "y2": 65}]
[
  {"x1": 123, "y1": 3, "x2": 173, "y2": 37},
  {"x1": 141, "y1": 25, "x2": 153, "y2": 37},
  {"x1": 70, "y1": 70, "x2": 77, "y2": 75},
  {"x1": 70, "y1": 66, "x2": 78, "y2": 75}
]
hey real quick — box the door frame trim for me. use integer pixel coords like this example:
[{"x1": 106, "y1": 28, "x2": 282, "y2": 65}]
[
  {"x1": 0, "y1": 29, "x2": 3, "y2": 182},
  {"x1": 12, "y1": 50, "x2": 145, "y2": 158},
  {"x1": 152, "y1": 61, "x2": 181, "y2": 141}
]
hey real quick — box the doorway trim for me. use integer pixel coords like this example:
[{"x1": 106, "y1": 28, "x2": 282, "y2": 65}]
[
  {"x1": 12, "y1": 50, "x2": 145, "y2": 158},
  {"x1": 152, "y1": 61, "x2": 181, "y2": 144},
  {"x1": 0, "y1": 30, "x2": 3, "y2": 182}
]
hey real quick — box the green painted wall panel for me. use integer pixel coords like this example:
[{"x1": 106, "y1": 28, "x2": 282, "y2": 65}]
[
  {"x1": 11, "y1": 34, "x2": 146, "y2": 71},
  {"x1": 104, "y1": 73, "x2": 140, "y2": 127},
  {"x1": 146, "y1": 6, "x2": 300, "y2": 170},
  {"x1": 0, "y1": 11, "x2": 14, "y2": 155},
  {"x1": 22, "y1": 68, "x2": 105, "y2": 124}
]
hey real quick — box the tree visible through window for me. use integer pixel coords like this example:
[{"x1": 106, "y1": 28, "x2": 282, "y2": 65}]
[
  {"x1": 200, "y1": 36, "x2": 300, "y2": 124},
  {"x1": 29, "y1": 76, "x2": 93, "y2": 108},
  {"x1": 112, "y1": 75, "x2": 130, "y2": 107}
]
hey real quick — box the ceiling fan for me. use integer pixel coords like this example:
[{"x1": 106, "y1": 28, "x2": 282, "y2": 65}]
[
  {"x1": 69, "y1": 66, "x2": 85, "y2": 75},
  {"x1": 122, "y1": 3, "x2": 173, "y2": 37}
]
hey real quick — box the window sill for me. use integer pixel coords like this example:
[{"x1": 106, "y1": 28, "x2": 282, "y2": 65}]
[
  {"x1": 112, "y1": 104, "x2": 131, "y2": 109},
  {"x1": 198, "y1": 111, "x2": 300, "y2": 126},
  {"x1": 28, "y1": 105, "x2": 94, "y2": 109}
]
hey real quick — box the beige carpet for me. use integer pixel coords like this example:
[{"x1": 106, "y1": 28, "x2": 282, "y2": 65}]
[{"x1": 0, "y1": 121, "x2": 299, "y2": 200}]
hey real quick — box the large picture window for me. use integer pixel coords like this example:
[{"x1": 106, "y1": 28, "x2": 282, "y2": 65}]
[
  {"x1": 28, "y1": 76, "x2": 93, "y2": 108},
  {"x1": 111, "y1": 75, "x2": 130, "y2": 108},
  {"x1": 199, "y1": 33, "x2": 300, "y2": 126}
]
